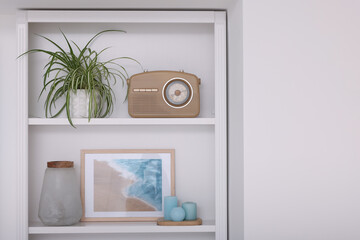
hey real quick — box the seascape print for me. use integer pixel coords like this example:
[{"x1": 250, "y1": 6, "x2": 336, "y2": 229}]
[{"x1": 94, "y1": 158, "x2": 162, "y2": 212}]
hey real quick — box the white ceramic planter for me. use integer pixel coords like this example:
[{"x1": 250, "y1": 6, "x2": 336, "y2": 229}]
[
  {"x1": 70, "y1": 90, "x2": 100, "y2": 118},
  {"x1": 70, "y1": 90, "x2": 90, "y2": 118}
]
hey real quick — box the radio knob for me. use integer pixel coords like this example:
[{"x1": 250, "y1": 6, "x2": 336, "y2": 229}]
[{"x1": 163, "y1": 79, "x2": 192, "y2": 108}]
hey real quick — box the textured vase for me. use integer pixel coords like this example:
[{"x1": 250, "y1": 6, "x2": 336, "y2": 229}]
[
  {"x1": 38, "y1": 161, "x2": 82, "y2": 226},
  {"x1": 70, "y1": 90, "x2": 90, "y2": 118}
]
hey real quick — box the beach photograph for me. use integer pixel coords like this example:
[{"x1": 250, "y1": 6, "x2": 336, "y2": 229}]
[{"x1": 93, "y1": 158, "x2": 162, "y2": 212}]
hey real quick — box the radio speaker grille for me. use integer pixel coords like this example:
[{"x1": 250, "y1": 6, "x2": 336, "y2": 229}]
[{"x1": 130, "y1": 95, "x2": 168, "y2": 114}]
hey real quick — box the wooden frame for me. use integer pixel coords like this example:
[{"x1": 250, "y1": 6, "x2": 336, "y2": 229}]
[{"x1": 80, "y1": 149, "x2": 175, "y2": 222}]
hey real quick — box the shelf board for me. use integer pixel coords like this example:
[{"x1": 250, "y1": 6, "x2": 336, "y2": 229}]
[
  {"x1": 28, "y1": 118, "x2": 215, "y2": 126},
  {"x1": 27, "y1": 11, "x2": 216, "y2": 23},
  {"x1": 29, "y1": 220, "x2": 216, "y2": 234}
]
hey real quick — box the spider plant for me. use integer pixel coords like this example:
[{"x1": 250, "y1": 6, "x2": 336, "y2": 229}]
[{"x1": 19, "y1": 29, "x2": 141, "y2": 127}]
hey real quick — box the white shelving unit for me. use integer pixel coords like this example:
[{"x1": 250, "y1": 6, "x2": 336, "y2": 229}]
[{"x1": 17, "y1": 10, "x2": 227, "y2": 240}]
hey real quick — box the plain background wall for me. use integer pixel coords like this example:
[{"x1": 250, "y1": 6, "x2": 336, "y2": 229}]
[
  {"x1": 0, "y1": 0, "x2": 243, "y2": 239},
  {"x1": 244, "y1": 0, "x2": 360, "y2": 239},
  {"x1": 0, "y1": 13, "x2": 18, "y2": 240}
]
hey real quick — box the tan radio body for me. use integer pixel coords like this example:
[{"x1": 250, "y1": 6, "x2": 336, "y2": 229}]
[{"x1": 127, "y1": 71, "x2": 201, "y2": 118}]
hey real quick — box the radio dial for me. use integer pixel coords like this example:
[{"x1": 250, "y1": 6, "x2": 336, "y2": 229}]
[{"x1": 163, "y1": 79, "x2": 193, "y2": 108}]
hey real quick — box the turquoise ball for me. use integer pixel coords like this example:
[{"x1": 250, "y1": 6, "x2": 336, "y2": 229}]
[{"x1": 170, "y1": 207, "x2": 185, "y2": 222}]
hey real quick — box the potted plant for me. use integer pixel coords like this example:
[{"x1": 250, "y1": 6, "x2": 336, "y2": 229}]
[{"x1": 19, "y1": 30, "x2": 141, "y2": 127}]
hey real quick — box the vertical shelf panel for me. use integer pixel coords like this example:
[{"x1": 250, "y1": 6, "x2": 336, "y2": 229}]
[
  {"x1": 16, "y1": 11, "x2": 29, "y2": 240},
  {"x1": 214, "y1": 12, "x2": 228, "y2": 240}
]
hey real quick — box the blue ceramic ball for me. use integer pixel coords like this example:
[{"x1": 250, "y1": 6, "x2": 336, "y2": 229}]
[{"x1": 170, "y1": 207, "x2": 185, "y2": 222}]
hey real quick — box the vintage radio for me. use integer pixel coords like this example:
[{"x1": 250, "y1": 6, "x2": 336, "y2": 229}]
[{"x1": 127, "y1": 71, "x2": 201, "y2": 118}]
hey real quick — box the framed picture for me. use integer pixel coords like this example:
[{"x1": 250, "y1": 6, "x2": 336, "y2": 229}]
[{"x1": 81, "y1": 149, "x2": 175, "y2": 222}]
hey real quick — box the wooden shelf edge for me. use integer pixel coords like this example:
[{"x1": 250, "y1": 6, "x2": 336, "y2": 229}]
[
  {"x1": 28, "y1": 118, "x2": 216, "y2": 126},
  {"x1": 28, "y1": 221, "x2": 216, "y2": 234}
]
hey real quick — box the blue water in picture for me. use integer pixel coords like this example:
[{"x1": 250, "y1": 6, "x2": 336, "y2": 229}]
[{"x1": 114, "y1": 159, "x2": 162, "y2": 211}]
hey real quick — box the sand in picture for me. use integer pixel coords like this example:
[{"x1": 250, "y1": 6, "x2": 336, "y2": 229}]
[{"x1": 93, "y1": 160, "x2": 156, "y2": 212}]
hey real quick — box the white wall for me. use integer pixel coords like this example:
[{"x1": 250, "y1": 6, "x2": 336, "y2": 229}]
[
  {"x1": 244, "y1": 0, "x2": 360, "y2": 239},
  {"x1": 0, "y1": 13, "x2": 18, "y2": 240}
]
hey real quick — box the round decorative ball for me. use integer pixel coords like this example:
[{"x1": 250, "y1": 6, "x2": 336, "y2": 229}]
[{"x1": 170, "y1": 207, "x2": 185, "y2": 222}]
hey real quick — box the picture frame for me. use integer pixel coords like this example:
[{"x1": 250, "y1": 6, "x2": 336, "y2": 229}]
[{"x1": 81, "y1": 149, "x2": 175, "y2": 222}]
